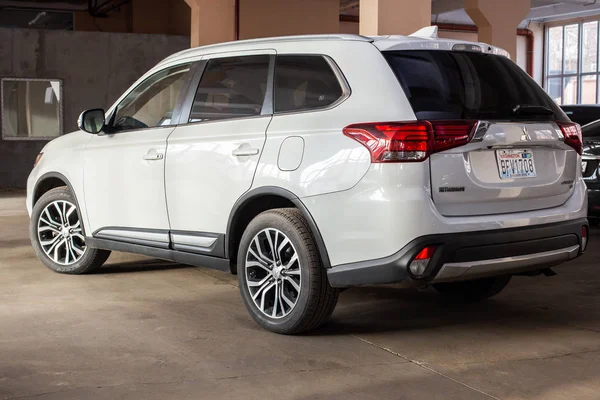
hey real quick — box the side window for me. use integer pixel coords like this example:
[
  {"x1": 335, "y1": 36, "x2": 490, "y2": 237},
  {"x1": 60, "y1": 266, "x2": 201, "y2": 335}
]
[
  {"x1": 189, "y1": 55, "x2": 270, "y2": 122},
  {"x1": 112, "y1": 63, "x2": 191, "y2": 131},
  {"x1": 274, "y1": 55, "x2": 344, "y2": 113}
]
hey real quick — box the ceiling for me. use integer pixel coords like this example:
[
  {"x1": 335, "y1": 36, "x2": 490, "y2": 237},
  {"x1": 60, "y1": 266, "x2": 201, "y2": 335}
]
[{"x1": 340, "y1": 0, "x2": 600, "y2": 25}]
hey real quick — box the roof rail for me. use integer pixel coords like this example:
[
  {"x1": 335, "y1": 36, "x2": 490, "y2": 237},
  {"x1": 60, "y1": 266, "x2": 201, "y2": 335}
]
[{"x1": 159, "y1": 34, "x2": 373, "y2": 65}]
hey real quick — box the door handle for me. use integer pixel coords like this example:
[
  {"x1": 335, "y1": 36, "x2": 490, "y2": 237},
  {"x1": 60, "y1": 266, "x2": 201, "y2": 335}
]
[
  {"x1": 232, "y1": 143, "x2": 260, "y2": 157},
  {"x1": 142, "y1": 149, "x2": 164, "y2": 161}
]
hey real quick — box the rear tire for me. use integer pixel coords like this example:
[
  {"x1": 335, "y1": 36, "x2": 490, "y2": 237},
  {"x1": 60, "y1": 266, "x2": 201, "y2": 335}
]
[
  {"x1": 433, "y1": 275, "x2": 511, "y2": 303},
  {"x1": 30, "y1": 186, "x2": 111, "y2": 274},
  {"x1": 237, "y1": 208, "x2": 339, "y2": 334}
]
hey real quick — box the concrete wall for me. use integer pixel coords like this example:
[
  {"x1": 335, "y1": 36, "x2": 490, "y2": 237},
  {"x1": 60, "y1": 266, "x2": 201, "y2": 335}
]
[
  {"x1": 0, "y1": 28, "x2": 189, "y2": 188},
  {"x1": 74, "y1": 0, "x2": 190, "y2": 37}
]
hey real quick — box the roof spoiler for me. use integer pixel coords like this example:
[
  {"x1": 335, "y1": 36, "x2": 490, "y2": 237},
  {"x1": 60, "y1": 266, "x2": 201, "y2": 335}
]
[{"x1": 409, "y1": 26, "x2": 438, "y2": 39}]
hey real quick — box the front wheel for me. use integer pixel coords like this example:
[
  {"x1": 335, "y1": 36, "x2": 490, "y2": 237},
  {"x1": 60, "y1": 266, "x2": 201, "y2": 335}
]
[
  {"x1": 237, "y1": 208, "x2": 339, "y2": 334},
  {"x1": 433, "y1": 275, "x2": 512, "y2": 303},
  {"x1": 30, "y1": 186, "x2": 111, "y2": 274}
]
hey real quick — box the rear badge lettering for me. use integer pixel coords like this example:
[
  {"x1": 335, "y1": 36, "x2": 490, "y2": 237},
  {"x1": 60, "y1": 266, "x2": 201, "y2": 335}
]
[{"x1": 439, "y1": 187, "x2": 465, "y2": 193}]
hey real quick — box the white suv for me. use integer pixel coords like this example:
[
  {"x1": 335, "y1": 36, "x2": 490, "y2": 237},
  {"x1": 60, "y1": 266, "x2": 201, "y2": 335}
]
[{"x1": 27, "y1": 29, "x2": 588, "y2": 334}]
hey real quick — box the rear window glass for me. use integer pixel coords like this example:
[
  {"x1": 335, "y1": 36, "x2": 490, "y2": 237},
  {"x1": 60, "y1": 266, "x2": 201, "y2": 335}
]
[{"x1": 384, "y1": 51, "x2": 567, "y2": 121}]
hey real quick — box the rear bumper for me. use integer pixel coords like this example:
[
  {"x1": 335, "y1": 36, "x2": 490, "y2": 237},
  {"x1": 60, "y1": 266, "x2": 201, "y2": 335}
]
[{"x1": 327, "y1": 218, "x2": 588, "y2": 288}]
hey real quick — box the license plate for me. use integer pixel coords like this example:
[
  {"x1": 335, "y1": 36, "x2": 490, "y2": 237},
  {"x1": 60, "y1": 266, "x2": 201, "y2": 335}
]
[
  {"x1": 496, "y1": 149, "x2": 536, "y2": 179},
  {"x1": 582, "y1": 161, "x2": 588, "y2": 174}
]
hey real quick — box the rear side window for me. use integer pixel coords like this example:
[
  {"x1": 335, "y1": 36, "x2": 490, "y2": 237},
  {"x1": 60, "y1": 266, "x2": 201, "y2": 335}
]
[
  {"x1": 189, "y1": 55, "x2": 269, "y2": 122},
  {"x1": 384, "y1": 51, "x2": 568, "y2": 121},
  {"x1": 274, "y1": 55, "x2": 344, "y2": 113}
]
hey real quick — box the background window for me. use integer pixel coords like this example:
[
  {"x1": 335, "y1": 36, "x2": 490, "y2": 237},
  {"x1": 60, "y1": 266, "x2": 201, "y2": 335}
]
[
  {"x1": 546, "y1": 21, "x2": 600, "y2": 105},
  {"x1": 189, "y1": 55, "x2": 270, "y2": 122},
  {"x1": 112, "y1": 63, "x2": 191, "y2": 131},
  {"x1": 274, "y1": 55, "x2": 344, "y2": 113},
  {"x1": 1, "y1": 78, "x2": 62, "y2": 140}
]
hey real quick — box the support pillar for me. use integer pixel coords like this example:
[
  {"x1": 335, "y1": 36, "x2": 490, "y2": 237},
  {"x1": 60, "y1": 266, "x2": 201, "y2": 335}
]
[
  {"x1": 184, "y1": 0, "x2": 236, "y2": 47},
  {"x1": 465, "y1": 0, "x2": 530, "y2": 60},
  {"x1": 359, "y1": 0, "x2": 431, "y2": 36}
]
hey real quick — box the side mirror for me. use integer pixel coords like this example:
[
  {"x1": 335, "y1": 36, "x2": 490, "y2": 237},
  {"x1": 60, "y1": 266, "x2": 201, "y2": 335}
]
[{"x1": 78, "y1": 109, "x2": 106, "y2": 134}]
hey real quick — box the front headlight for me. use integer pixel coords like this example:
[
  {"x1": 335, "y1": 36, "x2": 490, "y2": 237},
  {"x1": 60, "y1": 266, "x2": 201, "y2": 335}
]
[{"x1": 34, "y1": 152, "x2": 43, "y2": 168}]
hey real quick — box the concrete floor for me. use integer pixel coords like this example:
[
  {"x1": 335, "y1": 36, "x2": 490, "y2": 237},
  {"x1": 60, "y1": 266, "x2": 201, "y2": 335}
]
[{"x1": 1, "y1": 192, "x2": 599, "y2": 400}]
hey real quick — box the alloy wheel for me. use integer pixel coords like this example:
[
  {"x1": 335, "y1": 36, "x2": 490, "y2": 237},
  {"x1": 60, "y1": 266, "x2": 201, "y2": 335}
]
[
  {"x1": 37, "y1": 200, "x2": 86, "y2": 265},
  {"x1": 245, "y1": 228, "x2": 301, "y2": 319}
]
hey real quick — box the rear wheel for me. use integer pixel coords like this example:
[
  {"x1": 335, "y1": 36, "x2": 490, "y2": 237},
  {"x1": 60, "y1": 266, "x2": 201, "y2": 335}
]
[
  {"x1": 433, "y1": 275, "x2": 511, "y2": 303},
  {"x1": 30, "y1": 187, "x2": 111, "y2": 274},
  {"x1": 237, "y1": 208, "x2": 339, "y2": 334}
]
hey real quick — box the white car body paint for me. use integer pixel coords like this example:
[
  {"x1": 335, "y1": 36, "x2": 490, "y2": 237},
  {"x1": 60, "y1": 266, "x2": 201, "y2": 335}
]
[{"x1": 27, "y1": 33, "x2": 587, "y2": 278}]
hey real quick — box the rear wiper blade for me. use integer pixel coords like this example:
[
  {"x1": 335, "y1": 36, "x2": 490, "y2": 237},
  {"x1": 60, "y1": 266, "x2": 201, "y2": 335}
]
[{"x1": 512, "y1": 104, "x2": 554, "y2": 116}]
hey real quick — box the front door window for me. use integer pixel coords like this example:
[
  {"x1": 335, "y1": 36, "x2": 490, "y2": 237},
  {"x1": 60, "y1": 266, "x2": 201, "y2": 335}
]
[{"x1": 112, "y1": 63, "x2": 191, "y2": 131}]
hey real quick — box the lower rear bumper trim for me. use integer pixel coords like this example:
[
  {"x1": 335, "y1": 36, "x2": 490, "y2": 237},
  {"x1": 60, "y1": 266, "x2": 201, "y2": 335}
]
[
  {"x1": 327, "y1": 218, "x2": 587, "y2": 288},
  {"x1": 432, "y1": 245, "x2": 580, "y2": 283}
]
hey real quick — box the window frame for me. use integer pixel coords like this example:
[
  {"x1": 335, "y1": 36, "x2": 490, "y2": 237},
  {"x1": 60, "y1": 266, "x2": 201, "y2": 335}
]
[
  {"x1": 273, "y1": 54, "x2": 351, "y2": 116},
  {"x1": 177, "y1": 52, "x2": 275, "y2": 126},
  {"x1": 1, "y1": 77, "x2": 64, "y2": 141},
  {"x1": 104, "y1": 62, "x2": 195, "y2": 134},
  {"x1": 176, "y1": 52, "x2": 352, "y2": 125},
  {"x1": 545, "y1": 20, "x2": 600, "y2": 105}
]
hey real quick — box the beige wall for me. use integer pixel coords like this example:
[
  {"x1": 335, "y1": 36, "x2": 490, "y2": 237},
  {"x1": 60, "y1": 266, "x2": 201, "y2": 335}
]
[
  {"x1": 340, "y1": 20, "x2": 360, "y2": 34},
  {"x1": 360, "y1": 0, "x2": 431, "y2": 36},
  {"x1": 239, "y1": 0, "x2": 339, "y2": 39}
]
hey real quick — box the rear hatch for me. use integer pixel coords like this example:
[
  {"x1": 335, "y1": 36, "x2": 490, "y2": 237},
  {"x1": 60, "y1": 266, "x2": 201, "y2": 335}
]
[{"x1": 384, "y1": 49, "x2": 580, "y2": 216}]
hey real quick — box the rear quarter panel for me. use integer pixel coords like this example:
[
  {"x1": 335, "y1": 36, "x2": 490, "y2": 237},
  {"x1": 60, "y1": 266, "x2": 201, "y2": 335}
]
[{"x1": 252, "y1": 40, "x2": 416, "y2": 197}]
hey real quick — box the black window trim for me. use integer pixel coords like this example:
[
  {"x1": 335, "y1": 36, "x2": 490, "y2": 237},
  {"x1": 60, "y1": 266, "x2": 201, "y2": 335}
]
[
  {"x1": 176, "y1": 54, "x2": 276, "y2": 126},
  {"x1": 272, "y1": 54, "x2": 351, "y2": 116}
]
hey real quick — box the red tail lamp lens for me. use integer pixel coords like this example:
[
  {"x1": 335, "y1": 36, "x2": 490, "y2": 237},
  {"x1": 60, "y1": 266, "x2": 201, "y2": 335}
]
[
  {"x1": 343, "y1": 120, "x2": 477, "y2": 163},
  {"x1": 557, "y1": 122, "x2": 582, "y2": 155},
  {"x1": 414, "y1": 246, "x2": 436, "y2": 260}
]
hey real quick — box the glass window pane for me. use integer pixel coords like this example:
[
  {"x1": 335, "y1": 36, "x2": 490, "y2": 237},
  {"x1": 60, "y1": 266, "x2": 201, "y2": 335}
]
[
  {"x1": 564, "y1": 24, "x2": 579, "y2": 74},
  {"x1": 383, "y1": 50, "x2": 565, "y2": 120},
  {"x1": 113, "y1": 64, "x2": 191, "y2": 131},
  {"x1": 189, "y1": 55, "x2": 269, "y2": 122},
  {"x1": 581, "y1": 75, "x2": 597, "y2": 104},
  {"x1": 582, "y1": 21, "x2": 598, "y2": 73},
  {"x1": 274, "y1": 55, "x2": 344, "y2": 113},
  {"x1": 1, "y1": 79, "x2": 62, "y2": 138},
  {"x1": 547, "y1": 77, "x2": 562, "y2": 104},
  {"x1": 548, "y1": 26, "x2": 563, "y2": 75},
  {"x1": 563, "y1": 76, "x2": 578, "y2": 105}
]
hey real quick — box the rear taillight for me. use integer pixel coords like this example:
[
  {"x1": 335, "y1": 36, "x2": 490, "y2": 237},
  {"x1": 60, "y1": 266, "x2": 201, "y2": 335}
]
[
  {"x1": 343, "y1": 120, "x2": 477, "y2": 163},
  {"x1": 557, "y1": 121, "x2": 582, "y2": 155}
]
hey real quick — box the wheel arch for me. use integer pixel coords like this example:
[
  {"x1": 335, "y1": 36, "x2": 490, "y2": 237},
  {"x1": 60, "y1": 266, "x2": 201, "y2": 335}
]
[
  {"x1": 32, "y1": 172, "x2": 89, "y2": 236},
  {"x1": 33, "y1": 172, "x2": 75, "y2": 205},
  {"x1": 226, "y1": 187, "x2": 331, "y2": 272}
]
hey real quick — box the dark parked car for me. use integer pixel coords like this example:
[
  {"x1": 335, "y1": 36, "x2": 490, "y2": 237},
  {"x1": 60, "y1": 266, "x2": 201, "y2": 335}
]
[
  {"x1": 561, "y1": 105, "x2": 600, "y2": 126},
  {"x1": 581, "y1": 120, "x2": 600, "y2": 225}
]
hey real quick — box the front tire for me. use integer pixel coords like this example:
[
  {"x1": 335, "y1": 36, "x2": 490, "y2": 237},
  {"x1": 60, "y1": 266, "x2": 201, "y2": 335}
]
[
  {"x1": 30, "y1": 186, "x2": 111, "y2": 274},
  {"x1": 237, "y1": 208, "x2": 339, "y2": 334},
  {"x1": 433, "y1": 275, "x2": 512, "y2": 303}
]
